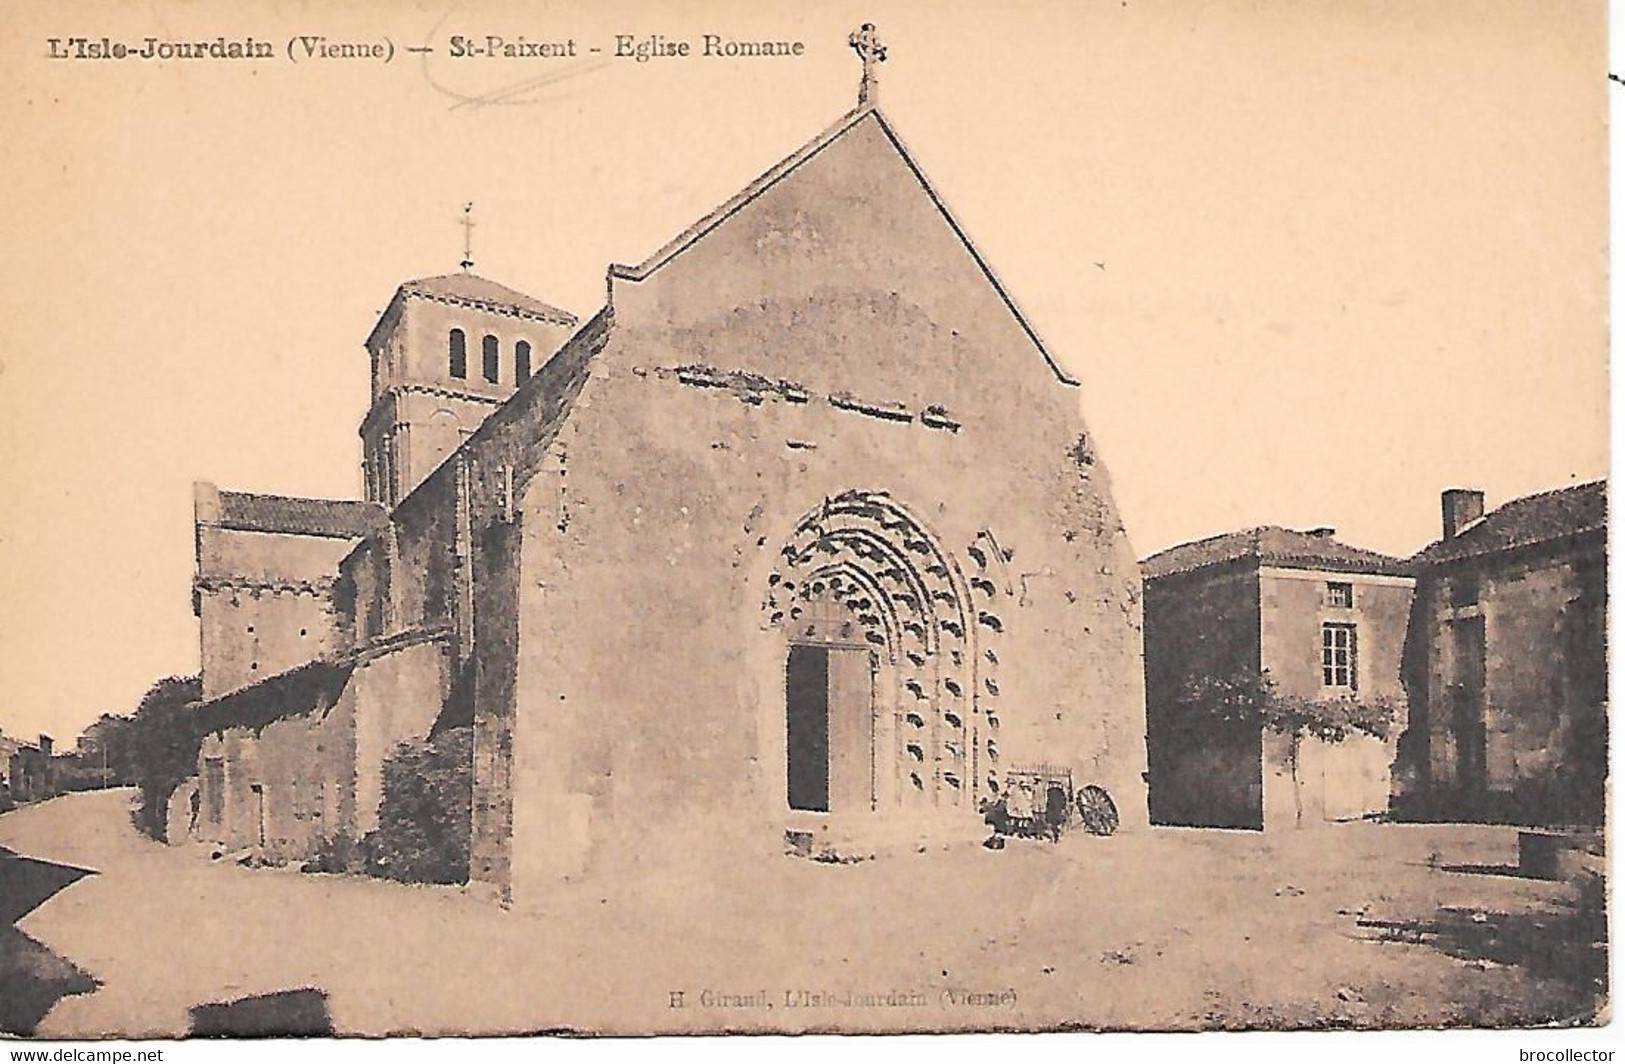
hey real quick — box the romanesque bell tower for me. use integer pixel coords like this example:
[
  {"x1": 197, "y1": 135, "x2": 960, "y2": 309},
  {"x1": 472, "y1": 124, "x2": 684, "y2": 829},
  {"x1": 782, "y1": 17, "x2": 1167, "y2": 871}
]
[{"x1": 360, "y1": 272, "x2": 578, "y2": 507}]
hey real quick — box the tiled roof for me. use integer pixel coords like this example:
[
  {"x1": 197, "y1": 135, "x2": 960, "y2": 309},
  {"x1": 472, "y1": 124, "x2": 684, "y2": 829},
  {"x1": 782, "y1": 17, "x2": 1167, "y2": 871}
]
[
  {"x1": 400, "y1": 273, "x2": 577, "y2": 324},
  {"x1": 1411, "y1": 480, "x2": 1606, "y2": 566},
  {"x1": 1142, "y1": 526, "x2": 1410, "y2": 580},
  {"x1": 195, "y1": 630, "x2": 452, "y2": 735},
  {"x1": 216, "y1": 492, "x2": 386, "y2": 540},
  {"x1": 194, "y1": 659, "x2": 355, "y2": 735}
]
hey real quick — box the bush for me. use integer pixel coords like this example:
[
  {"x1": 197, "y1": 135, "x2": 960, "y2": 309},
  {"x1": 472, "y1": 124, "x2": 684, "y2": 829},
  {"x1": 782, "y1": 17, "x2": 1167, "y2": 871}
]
[
  {"x1": 301, "y1": 833, "x2": 355, "y2": 874},
  {"x1": 126, "y1": 676, "x2": 203, "y2": 841},
  {"x1": 359, "y1": 727, "x2": 472, "y2": 884}
]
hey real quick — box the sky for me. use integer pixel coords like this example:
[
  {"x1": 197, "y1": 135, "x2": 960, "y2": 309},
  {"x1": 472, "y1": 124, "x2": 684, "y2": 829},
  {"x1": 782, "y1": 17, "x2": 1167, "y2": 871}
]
[{"x1": 0, "y1": 0, "x2": 1608, "y2": 743}]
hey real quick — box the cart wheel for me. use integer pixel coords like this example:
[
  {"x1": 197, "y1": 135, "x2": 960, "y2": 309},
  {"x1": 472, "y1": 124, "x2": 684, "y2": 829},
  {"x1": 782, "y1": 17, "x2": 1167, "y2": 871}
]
[{"x1": 1076, "y1": 785, "x2": 1119, "y2": 836}]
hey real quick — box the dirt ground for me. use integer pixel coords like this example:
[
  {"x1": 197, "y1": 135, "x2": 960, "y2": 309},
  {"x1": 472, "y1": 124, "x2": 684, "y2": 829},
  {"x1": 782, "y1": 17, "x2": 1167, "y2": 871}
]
[{"x1": 0, "y1": 788, "x2": 1606, "y2": 1037}]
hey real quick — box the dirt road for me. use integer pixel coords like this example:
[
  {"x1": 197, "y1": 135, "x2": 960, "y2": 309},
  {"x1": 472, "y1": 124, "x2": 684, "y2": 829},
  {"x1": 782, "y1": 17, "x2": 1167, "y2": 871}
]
[{"x1": 0, "y1": 788, "x2": 1604, "y2": 1036}]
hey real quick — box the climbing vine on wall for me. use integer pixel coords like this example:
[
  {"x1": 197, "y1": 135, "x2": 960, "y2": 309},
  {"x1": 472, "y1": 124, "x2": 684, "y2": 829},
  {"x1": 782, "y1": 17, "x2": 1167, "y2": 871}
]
[{"x1": 360, "y1": 726, "x2": 473, "y2": 884}]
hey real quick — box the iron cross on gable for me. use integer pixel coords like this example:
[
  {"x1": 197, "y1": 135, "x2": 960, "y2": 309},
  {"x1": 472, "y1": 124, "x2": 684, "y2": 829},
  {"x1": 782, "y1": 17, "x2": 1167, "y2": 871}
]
[
  {"x1": 849, "y1": 23, "x2": 886, "y2": 107},
  {"x1": 459, "y1": 202, "x2": 475, "y2": 273}
]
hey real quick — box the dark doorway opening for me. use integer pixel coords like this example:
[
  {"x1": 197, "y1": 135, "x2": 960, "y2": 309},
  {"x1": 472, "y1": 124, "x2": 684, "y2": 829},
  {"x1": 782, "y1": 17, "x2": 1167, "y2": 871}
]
[
  {"x1": 203, "y1": 758, "x2": 224, "y2": 825},
  {"x1": 786, "y1": 645, "x2": 830, "y2": 812},
  {"x1": 1451, "y1": 615, "x2": 1487, "y2": 793},
  {"x1": 250, "y1": 783, "x2": 266, "y2": 847},
  {"x1": 786, "y1": 643, "x2": 874, "y2": 814}
]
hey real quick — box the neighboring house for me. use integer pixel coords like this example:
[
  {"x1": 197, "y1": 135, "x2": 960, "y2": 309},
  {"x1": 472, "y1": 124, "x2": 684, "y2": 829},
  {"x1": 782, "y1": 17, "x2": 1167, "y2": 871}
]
[
  {"x1": 5, "y1": 733, "x2": 57, "y2": 805},
  {"x1": 183, "y1": 64, "x2": 1149, "y2": 904},
  {"x1": 1143, "y1": 528, "x2": 1415, "y2": 830},
  {"x1": 1402, "y1": 482, "x2": 1607, "y2": 826},
  {"x1": 0, "y1": 729, "x2": 17, "y2": 807}
]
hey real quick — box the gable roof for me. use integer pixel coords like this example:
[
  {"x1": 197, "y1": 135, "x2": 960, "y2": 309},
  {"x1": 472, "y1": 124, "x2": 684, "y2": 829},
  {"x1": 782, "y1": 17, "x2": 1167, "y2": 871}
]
[
  {"x1": 1411, "y1": 480, "x2": 1607, "y2": 566},
  {"x1": 215, "y1": 491, "x2": 386, "y2": 540},
  {"x1": 1143, "y1": 526, "x2": 1410, "y2": 581},
  {"x1": 607, "y1": 104, "x2": 1080, "y2": 388}
]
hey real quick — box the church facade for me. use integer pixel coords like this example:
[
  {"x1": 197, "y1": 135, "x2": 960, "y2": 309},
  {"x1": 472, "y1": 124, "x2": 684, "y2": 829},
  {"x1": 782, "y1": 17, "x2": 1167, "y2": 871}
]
[{"x1": 185, "y1": 86, "x2": 1149, "y2": 904}]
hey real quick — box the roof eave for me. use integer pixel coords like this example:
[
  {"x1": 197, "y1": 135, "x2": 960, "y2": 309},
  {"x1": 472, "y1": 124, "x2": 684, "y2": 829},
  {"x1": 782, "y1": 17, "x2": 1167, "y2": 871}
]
[
  {"x1": 1411, "y1": 522, "x2": 1608, "y2": 569},
  {"x1": 364, "y1": 287, "x2": 409, "y2": 352}
]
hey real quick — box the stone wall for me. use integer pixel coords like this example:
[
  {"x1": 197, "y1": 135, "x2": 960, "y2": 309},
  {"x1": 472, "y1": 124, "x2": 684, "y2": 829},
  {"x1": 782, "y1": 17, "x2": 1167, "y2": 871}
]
[
  {"x1": 196, "y1": 582, "x2": 340, "y2": 701},
  {"x1": 193, "y1": 484, "x2": 361, "y2": 700},
  {"x1": 192, "y1": 634, "x2": 452, "y2": 862},
  {"x1": 349, "y1": 637, "x2": 456, "y2": 839},
  {"x1": 1143, "y1": 561, "x2": 1262, "y2": 828},
  {"x1": 1258, "y1": 568, "x2": 1412, "y2": 827},
  {"x1": 196, "y1": 707, "x2": 352, "y2": 858},
  {"x1": 1407, "y1": 533, "x2": 1607, "y2": 824},
  {"x1": 491, "y1": 110, "x2": 1147, "y2": 902}
]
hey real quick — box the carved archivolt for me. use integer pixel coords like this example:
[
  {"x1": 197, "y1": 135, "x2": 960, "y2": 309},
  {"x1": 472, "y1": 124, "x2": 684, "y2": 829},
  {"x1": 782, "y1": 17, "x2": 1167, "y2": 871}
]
[{"x1": 764, "y1": 491, "x2": 1007, "y2": 807}]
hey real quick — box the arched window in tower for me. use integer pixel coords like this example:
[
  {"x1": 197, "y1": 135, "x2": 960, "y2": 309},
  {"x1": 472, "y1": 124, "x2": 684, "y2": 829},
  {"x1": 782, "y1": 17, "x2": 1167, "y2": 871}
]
[
  {"x1": 482, "y1": 334, "x2": 500, "y2": 383},
  {"x1": 515, "y1": 339, "x2": 532, "y2": 384},
  {"x1": 449, "y1": 329, "x2": 467, "y2": 379}
]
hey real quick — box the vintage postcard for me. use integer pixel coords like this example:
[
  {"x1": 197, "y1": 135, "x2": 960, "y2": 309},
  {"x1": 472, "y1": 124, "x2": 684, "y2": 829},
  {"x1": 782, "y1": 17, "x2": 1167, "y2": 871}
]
[{"x1": 0, "y1": 0, "x2": 1610, "y2": 1046}]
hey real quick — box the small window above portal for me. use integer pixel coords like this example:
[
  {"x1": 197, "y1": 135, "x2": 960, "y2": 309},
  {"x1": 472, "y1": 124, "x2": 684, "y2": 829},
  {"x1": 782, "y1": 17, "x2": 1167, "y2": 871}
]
[{"x1": 1325, "y1": 581, "x2": 1354, "y2": 609}]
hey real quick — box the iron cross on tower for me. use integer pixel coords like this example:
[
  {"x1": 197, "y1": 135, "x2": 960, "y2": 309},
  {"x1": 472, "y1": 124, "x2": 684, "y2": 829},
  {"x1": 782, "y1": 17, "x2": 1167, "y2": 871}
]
[
  {"x1": 849, "y1": 23, "x2": 886, "y2": 107},
  {"x1": 459, "y1": 202, "x2": 475, "y2": 273}
]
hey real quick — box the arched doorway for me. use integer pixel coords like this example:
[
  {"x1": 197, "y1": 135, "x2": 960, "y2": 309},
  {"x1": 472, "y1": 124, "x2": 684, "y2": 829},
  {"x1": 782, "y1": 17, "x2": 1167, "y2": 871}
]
[{"x1": 764, "y1": 490, "x2": 995, "y2": 825}]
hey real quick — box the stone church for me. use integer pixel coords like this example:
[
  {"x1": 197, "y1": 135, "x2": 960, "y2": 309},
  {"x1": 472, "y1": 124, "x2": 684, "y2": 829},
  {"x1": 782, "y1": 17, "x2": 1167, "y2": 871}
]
[{"x1": 184, "y1": 40, "x2": 1148, "y2": 905}]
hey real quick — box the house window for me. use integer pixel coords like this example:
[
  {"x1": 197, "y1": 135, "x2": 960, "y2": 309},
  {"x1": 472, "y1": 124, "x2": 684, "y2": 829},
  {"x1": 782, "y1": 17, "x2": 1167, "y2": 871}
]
[
  {"x1": 1325, "y1": 581, "x2": 1354, "y2": 608},
  {"x1": 515, "y1": 339, "x2": 532, "y2": 383},
  {"x1": 1322, "y1": 623, "x2": 1357, "y2": 689},
  {"x1": 1450, "y1": 573, "x2": 1480, "y2": 608},
  {"x1": 448, "y1": 329, "x2": 467, "y2": 379},
  {"x1": 482, "y1": 334, "x2": 500, "y2": 383}
]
